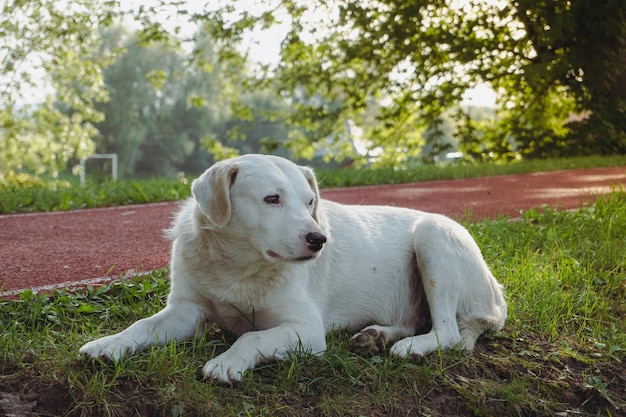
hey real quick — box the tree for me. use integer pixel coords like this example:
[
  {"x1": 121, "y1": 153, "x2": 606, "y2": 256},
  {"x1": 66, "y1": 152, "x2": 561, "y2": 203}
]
[
  {"x1": 95, "y1": 26, "x2": 191, "y2": 177},
  {"x1": 420, "y1": 116, "x2": 453, "y2": 164},
  {"x1": 180, "y1": 0, "x2": 625, "y2": 162},
  {"x1": 513, "y1": 0, "x2": 626, "y2": 154},
  {"x1": 94, "y1": 26, "x2": 248, "y2": 177},
  {"x1": 0, "y1": 0, "x2": 118, "y2": 177}
]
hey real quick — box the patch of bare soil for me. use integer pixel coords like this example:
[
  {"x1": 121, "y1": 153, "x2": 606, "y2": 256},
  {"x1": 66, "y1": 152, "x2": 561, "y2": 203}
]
[{"x1": 0, "y1": 372, "x2": 70, "y2": 417}]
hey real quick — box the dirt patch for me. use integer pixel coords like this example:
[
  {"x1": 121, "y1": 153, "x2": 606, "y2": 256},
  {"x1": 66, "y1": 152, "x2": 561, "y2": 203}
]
[{"x1": 0, "y1": 373, "x2": 71, "y2": 417}]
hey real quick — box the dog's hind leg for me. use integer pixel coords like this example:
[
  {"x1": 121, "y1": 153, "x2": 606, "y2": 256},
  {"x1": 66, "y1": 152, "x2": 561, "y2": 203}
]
[
  {"x1": 389, "y1": 292, "x2": 463, "y2": 360},
  {"x1": 349, "y1": 324, "x2": 415, "y2": 354},
  {"x1": 389, "y1": 215, "x2": 471, "y2": 360}
]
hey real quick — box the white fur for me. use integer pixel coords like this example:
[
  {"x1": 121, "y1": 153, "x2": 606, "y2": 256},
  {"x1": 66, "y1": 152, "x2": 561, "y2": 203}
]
[{"x1": 80, "y1": 154, "x2": 507, "y2": 383}]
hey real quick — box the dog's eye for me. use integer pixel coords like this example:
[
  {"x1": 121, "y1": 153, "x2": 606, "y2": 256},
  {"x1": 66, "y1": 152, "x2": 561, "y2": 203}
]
[
  {"x1": 308, "y1": 198, "x2": 315, "y2": 207},
  {"x1": 264, "y1": 194, "x2": 280, "y2": 205}
]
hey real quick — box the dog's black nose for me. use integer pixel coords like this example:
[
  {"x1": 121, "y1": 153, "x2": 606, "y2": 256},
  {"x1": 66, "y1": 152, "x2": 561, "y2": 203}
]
[{"x1": 306, "y1": 232, "x2": 327, "y2": 252}]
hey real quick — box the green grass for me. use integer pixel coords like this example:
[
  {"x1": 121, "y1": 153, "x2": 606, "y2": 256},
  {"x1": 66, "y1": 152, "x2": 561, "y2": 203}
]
[
  {"x1": 315, "y1": 154, "x2": 626, "y2": 188},
  {"x1": 1, "y1": 192, "x2": 625, "y2": 416},
  {"x1": 1, "y1": 154, "x2": 625, "y2": 214},
  {"x1": 0, "y1": 177, "x2": 191, "y2": 214}
]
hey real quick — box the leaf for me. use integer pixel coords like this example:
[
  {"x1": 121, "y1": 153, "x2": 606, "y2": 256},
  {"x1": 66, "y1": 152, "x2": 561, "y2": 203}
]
[
  {"x1": 145, "y1": 69, "x2": 167, "y2": 91},
  {"x1": 187, "y1": 94, "x2": 207, "y2": 109},
  {"x1": 76, "y1": 304, "x2": 97, "y2": 313}
]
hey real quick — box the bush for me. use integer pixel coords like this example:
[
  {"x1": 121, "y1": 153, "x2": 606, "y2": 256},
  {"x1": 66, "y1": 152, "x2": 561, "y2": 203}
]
[{"x1": 0, "y1": 172, "x2": 47, "y2": 192}]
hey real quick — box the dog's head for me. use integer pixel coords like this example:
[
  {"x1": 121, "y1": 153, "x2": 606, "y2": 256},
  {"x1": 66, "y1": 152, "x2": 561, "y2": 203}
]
[{"x1": 191, "y1": 154, "x2": 326, "y2": 262}]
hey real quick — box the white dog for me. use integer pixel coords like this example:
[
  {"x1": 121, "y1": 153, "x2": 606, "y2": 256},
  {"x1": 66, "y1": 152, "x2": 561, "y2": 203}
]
[{"x1": 80, "y1": 154, "x2": 507, "y2": 383}]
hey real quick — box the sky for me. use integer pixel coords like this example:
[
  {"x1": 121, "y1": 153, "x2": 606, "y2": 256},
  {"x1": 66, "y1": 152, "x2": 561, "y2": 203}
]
[{"x1": 461, "y1": 84, "x2": 496, "y2": 108}]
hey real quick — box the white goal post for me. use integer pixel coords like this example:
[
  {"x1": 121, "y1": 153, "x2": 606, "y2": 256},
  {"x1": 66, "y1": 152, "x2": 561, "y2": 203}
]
[{"x1": 79, "y1": 154, "x2": 118, "y2": 185}]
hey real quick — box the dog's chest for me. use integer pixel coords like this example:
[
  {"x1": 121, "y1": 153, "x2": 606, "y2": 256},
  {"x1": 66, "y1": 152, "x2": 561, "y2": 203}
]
[{"x1": 205, "y1": 299, "x2": 276, "y2": 336}]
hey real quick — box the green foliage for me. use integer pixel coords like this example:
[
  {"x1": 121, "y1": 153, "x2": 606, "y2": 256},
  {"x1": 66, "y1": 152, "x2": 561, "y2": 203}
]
[
  {"x1": 515, "y1": 0, "x2": 626, "y2": 153},
  {"x1": 95, "y1": 25, "x2": 241, "y2": 177},
  {"x1": 0, "y1": 177, "x2": 190, "y2": 214},
  {"x1": 93, "y1": 25, "x2": 300, "y2": 177},
  {"x1": 0, "y1": 0, "x2": 119, "y2": 177},
  {"x1": 2, "y1": 0, "x2": 624, "y2": 178},
  {"x1": 0, "y1": 172, "x2": 48, "y2": 192},
  {"x1": 182, "y1": 0, "x2": 626, "y2": 162}
]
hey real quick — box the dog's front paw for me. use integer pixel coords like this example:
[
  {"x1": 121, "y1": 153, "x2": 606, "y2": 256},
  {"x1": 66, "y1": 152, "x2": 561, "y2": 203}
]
[
  {"x1": 79, "y1": 334, "x2": 136, "y2": 361},
  {"x1": 389, "y1": 338, "x2": 424, "y2": 362},
  {"x1": 202, "y1": 354, "x2": 252, "y2": 384}
]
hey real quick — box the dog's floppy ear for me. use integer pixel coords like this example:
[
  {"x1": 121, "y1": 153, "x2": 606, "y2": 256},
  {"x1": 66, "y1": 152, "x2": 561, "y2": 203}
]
[
  {"x1": 299, "y1": 165, "x2": 321, "y2": 222},
  {"x1": 191, "y1": 161, "x2": 239, "y2": 228}
]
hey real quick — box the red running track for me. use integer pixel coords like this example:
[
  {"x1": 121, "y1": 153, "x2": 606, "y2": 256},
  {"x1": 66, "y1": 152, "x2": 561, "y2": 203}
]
[{"x1": 1, "y1": 166, "x2": 624, "y2": 295}]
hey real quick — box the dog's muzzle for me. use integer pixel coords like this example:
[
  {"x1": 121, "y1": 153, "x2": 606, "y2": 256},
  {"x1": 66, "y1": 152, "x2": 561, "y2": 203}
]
[{"x1": 306, "y1": 232, "x2": 327, "y2": 252}]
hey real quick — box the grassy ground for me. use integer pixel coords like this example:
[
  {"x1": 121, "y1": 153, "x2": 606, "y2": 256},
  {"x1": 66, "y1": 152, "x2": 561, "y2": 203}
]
[
  {"x1": 314, "y1": 154, "x2": 626, "y2": 188},
  {"x1": 1, "y1": 154, "x2": 626, "y2": 214},
  {"x1": 1, "y1": 191, "x2": 625, "y2": 416}
]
